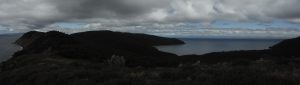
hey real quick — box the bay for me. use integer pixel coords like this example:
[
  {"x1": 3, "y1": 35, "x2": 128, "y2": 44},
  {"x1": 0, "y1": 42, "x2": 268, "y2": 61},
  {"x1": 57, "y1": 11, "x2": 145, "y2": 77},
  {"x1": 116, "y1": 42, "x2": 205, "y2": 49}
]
[{"x1": 156, "y1": 38, "x2": 283, "y2": 55}]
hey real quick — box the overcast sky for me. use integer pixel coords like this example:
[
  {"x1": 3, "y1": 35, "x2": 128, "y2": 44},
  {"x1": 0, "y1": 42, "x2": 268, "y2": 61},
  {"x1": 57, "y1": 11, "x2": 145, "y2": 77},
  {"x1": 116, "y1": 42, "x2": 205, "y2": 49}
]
[{"x1": 1, "y1": 0, "x2": 300, "y2": 38}]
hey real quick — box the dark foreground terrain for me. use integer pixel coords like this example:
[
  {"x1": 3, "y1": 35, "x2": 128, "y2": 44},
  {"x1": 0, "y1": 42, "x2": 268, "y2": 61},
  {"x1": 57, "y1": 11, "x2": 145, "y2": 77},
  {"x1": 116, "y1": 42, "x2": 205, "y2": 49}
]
[{"x1": 0, "y1": 30, "x2": 300, "y2": 85}]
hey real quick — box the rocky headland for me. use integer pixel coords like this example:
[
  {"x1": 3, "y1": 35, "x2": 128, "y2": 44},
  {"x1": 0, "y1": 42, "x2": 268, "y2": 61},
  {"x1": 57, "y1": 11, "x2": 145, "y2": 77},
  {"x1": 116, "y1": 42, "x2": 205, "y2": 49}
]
[{"x1": 0, "y1": 30, "x2": 300, "y2": 85}]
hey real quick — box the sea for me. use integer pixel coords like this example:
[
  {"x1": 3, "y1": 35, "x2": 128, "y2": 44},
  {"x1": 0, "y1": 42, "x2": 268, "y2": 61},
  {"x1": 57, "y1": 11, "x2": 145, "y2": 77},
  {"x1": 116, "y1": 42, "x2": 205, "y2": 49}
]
[
  {"x1": 0, "y1": 34, "x2": 22, "y2": 62},
  {"x1": 156, "y1": 38, "x2": 283, "y2": 56},
  {"x1": 0, "y1": 34, "x2": 284, "y2": 62}
]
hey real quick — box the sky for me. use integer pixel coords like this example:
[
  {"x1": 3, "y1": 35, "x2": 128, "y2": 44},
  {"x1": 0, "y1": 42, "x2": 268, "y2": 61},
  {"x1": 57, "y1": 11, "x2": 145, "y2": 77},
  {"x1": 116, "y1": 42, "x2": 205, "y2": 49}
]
[{"x1": 1, "y1": 0, "x2": 300, "y2": 38}]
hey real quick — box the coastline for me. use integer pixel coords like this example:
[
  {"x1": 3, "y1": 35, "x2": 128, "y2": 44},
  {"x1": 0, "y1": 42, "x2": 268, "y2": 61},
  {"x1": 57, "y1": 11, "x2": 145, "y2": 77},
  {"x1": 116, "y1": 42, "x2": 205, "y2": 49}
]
[{"x1": 0, "y1": 30, "x2": 300, "y2": 85}]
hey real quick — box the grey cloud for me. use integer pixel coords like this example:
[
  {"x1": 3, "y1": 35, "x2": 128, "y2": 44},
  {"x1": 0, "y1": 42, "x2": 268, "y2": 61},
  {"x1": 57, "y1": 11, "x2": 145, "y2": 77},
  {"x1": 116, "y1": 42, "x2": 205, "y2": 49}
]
[
  {"x1": 0, "y1": 0, "x2": 171, "y2": 29},
  {"x1": 1, "y1": 0, "x2": 300, "y2": 30}
]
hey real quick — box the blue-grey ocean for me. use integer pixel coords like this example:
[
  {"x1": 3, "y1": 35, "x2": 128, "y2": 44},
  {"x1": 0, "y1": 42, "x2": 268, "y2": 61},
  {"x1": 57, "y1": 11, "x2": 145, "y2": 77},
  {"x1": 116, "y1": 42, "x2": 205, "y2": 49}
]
[
  {"x1": 0, "y1": 34, "x2": 284, "y2": 62},
  {"x1": 0, "y1": 34, "x2": 22, "y2": 62},
  {"x1": 156, "y1": 38, "x2": 283, "y2": 55}
]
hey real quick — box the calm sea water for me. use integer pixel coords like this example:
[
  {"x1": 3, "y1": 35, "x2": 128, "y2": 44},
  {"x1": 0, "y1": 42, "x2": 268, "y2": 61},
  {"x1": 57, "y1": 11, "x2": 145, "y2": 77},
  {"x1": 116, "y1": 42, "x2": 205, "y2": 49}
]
[
  {"x1": 0, "y1": 34, "x2": 285, "y2": 62},
  {"x1": 0, "y1": 34, "x2": 22, "y2": 62},
  {"x1": 156, "y1": 38, "x2": 283, "y2": 55}
]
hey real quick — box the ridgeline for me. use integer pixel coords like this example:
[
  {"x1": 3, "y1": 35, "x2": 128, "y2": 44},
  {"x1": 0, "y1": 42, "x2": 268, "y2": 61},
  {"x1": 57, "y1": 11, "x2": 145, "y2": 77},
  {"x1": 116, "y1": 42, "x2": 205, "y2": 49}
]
[{"x1": 0, "y1": 30, "x2": 300, "y2": 85}]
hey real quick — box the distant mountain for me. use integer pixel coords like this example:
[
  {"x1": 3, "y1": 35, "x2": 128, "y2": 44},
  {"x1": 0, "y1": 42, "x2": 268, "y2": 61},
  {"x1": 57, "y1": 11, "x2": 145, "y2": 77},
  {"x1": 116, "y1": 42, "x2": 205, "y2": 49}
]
[
  {"x1": 71, "y1": 30, "x2": 185, "y2": 46},
  {"x1": 12, "y1": 30, "x2": 184, "y2": 67},
  {"x1": 5, "y1": 30, "x2": 300, "y2": 67}
]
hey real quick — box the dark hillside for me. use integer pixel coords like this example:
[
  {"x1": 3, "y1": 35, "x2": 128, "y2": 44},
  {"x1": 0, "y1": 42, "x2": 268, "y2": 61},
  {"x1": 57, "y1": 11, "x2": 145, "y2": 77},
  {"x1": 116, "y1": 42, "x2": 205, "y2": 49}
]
[{"x1": 1, "y1": 30, "x2": 300, "y2": 85}]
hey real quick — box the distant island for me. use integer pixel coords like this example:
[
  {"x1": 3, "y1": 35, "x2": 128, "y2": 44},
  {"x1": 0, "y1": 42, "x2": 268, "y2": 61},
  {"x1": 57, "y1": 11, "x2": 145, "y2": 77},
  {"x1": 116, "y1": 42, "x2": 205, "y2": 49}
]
[{"x1": 0, "y1": 30, "x2": 300, "y2": 85}]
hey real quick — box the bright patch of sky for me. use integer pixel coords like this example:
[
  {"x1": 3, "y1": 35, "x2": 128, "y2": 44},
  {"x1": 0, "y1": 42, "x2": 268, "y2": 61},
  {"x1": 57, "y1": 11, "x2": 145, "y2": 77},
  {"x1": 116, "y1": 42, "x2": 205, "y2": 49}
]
[
  {"x1": 51, "y1": 20, "x2": 300, "y2": 30},
  {"x1": 212, "y1": 20, "x2": 300, "y2": 29},
  {"x1": 35, "y1": 20, "x2": 300, "y2": 39},
  {"x1": 50, "y1": 20, "x2": 300, "y2": 31},
  {"x1": 52, "y1": 22, "x2": 86, "y2": 29},
  {"x1": 0, "y1": 26, "x2": 19, "y2": 34},
  {"x1": 0, "y1": 26, "x2": 6, "y2": 31},
  {"x1": 3, "y1": 19, "x2": 300, "y2": 39}
]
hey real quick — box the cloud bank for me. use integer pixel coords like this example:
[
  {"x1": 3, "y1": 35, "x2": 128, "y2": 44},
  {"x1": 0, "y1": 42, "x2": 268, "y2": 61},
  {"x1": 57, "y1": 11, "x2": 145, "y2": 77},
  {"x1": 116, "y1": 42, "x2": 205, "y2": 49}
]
[{"x1": 1, "y1": 0, "x2": 300, "y2": 38}]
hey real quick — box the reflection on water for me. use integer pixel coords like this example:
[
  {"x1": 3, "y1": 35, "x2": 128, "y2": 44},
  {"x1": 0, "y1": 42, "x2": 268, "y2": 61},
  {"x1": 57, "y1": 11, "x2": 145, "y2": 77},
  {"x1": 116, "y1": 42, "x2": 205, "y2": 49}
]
[{"x1": 156, "y1": 38, "x2": 283, "y2": 55}]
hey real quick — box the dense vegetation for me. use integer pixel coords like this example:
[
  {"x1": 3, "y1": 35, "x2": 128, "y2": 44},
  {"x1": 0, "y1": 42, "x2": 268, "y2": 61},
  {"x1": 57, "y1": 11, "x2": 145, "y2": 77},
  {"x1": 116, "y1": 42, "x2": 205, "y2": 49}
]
[{"x1": 1, "y1": 56, "x2": 300, "y2": 85}]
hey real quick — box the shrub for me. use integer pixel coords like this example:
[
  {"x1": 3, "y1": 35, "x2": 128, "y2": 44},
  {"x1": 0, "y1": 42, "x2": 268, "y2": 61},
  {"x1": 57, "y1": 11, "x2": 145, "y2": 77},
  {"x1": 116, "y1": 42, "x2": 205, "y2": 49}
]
[{"x1": 105, "y1": 55, "x2": 126, "y2": 66}]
